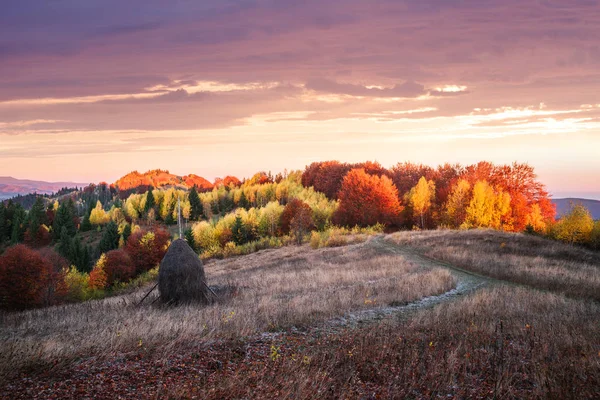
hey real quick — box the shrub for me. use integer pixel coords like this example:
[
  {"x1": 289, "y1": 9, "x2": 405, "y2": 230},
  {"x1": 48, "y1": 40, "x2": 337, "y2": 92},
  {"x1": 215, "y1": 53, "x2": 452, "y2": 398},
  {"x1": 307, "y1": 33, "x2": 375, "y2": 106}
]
[
  {"x1": 0, "y1": 245, "x2": 53, "y2": 310},
  {"x1": 63, "y1": 266, "x2": 91, "y2": 302},
  {"x1": 103, "y1": 249, "x2": 135, "y2": 286}
]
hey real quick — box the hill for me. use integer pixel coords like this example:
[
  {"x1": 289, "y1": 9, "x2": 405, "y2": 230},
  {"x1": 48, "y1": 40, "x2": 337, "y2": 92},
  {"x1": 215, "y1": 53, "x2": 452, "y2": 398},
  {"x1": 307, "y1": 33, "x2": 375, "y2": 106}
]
[
  {"x1": 0, "y1": 176, "x2": 89, "y2": 200},
  {"x1": 114, "y1": 169, "x2": 213, "y2": 192},
  {"x1": 553, "y1": 198, "x2": 600, "y2": 219},
  {"x1": 1, "y1": 231, "x2": 599, "y2": 398}
]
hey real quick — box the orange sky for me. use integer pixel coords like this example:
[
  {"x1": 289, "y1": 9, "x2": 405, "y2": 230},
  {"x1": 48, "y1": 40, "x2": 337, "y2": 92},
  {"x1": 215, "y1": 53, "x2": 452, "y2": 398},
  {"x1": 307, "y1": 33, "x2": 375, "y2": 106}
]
[{"x1": 1, "y1": 0, "x2": 599, "y2": 198}]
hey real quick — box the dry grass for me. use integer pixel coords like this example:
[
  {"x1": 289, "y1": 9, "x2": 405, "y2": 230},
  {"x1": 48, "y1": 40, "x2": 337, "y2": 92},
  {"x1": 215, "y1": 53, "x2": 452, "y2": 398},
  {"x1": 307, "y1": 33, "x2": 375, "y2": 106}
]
[
  {"x1": 388, "y1": 229, "x2": 600, "y2": 300},
  {"x1": 181, "y1": 286, "x2": 600, "y2": 399},
  {"x1": 0, "y1": 239, "x2": 454, "y2": 379}
]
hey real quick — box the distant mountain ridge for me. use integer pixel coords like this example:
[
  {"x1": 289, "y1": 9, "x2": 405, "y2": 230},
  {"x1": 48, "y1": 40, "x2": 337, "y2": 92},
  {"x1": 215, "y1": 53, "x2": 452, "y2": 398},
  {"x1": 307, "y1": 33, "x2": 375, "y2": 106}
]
[
  {"x1": 552, "y1": 198, "x2": 600, "y2": 220},
  {"x1": 0, "y1": 176, "x2": 89, "y2": 200}
]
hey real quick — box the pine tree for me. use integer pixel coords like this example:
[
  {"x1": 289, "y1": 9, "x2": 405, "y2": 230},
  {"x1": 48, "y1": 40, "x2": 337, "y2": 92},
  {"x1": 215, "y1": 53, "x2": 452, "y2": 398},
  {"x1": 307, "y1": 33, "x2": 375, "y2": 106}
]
[
  {"x1": 57, "y1": 226, "x2": 72, "y2": 259},
  {"x1": 184, "y1": 228, "x2": 197, "y2": 252},
  {"x1": 189, "y1": 186, "x2": 203, "y2": 220},
  {"x1": 238, "y1": 191, "x2": 249, "y2": 210},
  {"x1": 53, "y1": 202, "x2": 76, "y2": 241},
  {"x1": 10, "y1": 214, "x2": 22, "y2": 245},
  {"x1": 144, "y1": 188, "x2": 155, "y2": 214},
  {"x1": 69, "y1": 236, "x2": 91, "y2": 272},
  {"x1": 121, "y1": 223, "x2": 132, "y2": 244},
  {"x1": 98, "y1": 221, "x2": 120, "y2": 254},
  {"x1": 231, "y1": 215, "x2": 247, "y2": 245},
  {"x1": 80, "y1": 204, "x2": 93, "y2": 232},
  {"x1": 27, "y1": 197, "x2": 46, "y2": 246}
]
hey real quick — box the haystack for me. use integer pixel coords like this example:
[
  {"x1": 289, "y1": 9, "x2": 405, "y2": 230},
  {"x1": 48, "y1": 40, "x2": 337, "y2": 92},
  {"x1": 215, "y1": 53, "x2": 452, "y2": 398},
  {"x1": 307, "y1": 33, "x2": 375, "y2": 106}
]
[{"x1": 158, "y1": 239, "x2": 212, "y2": 305}]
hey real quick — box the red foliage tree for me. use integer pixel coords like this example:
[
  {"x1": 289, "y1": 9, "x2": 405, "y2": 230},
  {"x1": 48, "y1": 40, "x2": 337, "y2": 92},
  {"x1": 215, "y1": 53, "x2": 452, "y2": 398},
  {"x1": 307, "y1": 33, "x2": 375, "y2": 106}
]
[
  {"x1": 125, "y1": 228, "x2": 171, "y2": 274},
  {"x1": 334, "y1": 169, "x2": 403, "y2": 227},
  {"x1": 0, "y1": 245, "x2": 53, "y2": 310},
  {"x1": 37, "y1": 248, "x2": 69, "y2": 305},
  {"x1": 24, "y1": 225, "x2": 52, "y2": 248},
  {"x1": 280, "y1": 199, "x2": 314, "y2": 236},
  {"x1": 389, "y1": 162, "x2": 436, "y2": 197},
  {"x1": 103, "y1": 249, "x2": 135, "y2": 286}
]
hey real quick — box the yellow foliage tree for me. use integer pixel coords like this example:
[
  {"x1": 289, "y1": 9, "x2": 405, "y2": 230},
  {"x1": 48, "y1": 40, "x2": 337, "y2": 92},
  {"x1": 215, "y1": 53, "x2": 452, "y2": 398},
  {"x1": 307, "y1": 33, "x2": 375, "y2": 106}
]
[
  {"x1": 462, "y1": 181, "x2": 511, "y2": 230},
  {"x1": 552, "y1": 204, "x2": 594, "y2": 245},
  {"x1": 406, "y1": 176, "x2": 436, "y2": 229},
  {"x1": 525, "y1": 203, "x2": 546, "y2": 233},
  {"x1": 444, "y1": 179, "x2": 471, "y2": 228},
  {"x1": 89, "y1": 201, "x2": 109, "y2": 226}
]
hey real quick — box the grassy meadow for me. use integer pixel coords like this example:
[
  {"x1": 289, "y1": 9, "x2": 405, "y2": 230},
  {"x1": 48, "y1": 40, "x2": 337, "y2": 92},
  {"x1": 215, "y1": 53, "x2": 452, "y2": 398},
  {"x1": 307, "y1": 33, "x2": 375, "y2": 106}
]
[{"x1": 1, "y1": 230, "x2": 599, "y2": 399}]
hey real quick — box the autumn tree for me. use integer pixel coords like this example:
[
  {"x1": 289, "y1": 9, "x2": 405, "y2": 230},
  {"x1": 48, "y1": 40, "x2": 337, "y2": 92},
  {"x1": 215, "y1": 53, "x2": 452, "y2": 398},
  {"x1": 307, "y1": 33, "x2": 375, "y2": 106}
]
[
  {"x1": 462, "y1": 181, "x2": 511, "y2": 230},
  {"x1": 89, "y1": 254, "x2": 108, "y2": 290},
  {"x1": 280, "y1": 198, "x2": 313, "y2": 236},
  {"x1": 444, "y1": 179, "x2": 471, "y2": 228},
  {"x1": 406, "y1": 177, "x2": 436, "y2": 229},
  {"x1": 102, "y1": 249, "x2": 135, "y2": 286},
  {"x1": 551, "y1": 204, "x2": 594, "y2": 245},
  {"x1": 335, "y1": 168, "x2": 403, "y2": 227},
  {"x1": 0, "y1": 245, "x2": 53, "y2": 310},
  {"x1": 89, "y1": 200, "x2": 109, "y2": 226},
  {"x1": 125, "y1": 228, "x2": 171, "y2": 274}
]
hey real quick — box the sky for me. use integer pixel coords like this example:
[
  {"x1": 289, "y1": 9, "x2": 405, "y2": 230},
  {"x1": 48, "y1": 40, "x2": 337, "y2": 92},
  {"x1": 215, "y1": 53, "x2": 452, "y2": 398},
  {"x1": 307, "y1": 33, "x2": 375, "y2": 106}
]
[{"x1": 0, "y1": 0, "x2": 599, "y2": 199}]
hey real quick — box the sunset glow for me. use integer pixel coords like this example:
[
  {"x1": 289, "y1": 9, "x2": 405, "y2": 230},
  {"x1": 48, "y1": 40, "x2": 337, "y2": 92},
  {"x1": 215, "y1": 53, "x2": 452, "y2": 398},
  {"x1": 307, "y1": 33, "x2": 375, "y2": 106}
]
[{"x1": 1, "y1": 0, "x2": 599, "y2": 198}]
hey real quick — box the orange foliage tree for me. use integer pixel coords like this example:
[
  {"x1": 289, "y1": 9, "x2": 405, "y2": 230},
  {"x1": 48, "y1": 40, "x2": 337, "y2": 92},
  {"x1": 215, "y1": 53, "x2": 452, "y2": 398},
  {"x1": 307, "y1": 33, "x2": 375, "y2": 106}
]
[
  {"x1": 0, "y1": 245, "x2": 53, "y2": 310},
  {"x1": 334, "y1": 168, "x2": 403, "y2": 227}
]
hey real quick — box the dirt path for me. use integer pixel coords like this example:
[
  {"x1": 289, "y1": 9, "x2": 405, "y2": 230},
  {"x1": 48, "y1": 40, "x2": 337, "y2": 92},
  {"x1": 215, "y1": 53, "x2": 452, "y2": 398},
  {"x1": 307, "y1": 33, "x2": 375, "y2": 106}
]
[{"x1": 325, "y1": 235, "x2": 498, "y2": 329}]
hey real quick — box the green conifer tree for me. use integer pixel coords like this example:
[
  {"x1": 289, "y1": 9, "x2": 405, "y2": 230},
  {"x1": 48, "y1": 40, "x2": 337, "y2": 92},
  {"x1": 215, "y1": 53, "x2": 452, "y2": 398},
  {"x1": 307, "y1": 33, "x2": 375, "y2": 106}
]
[
  {"x1": 57, "y1": 226, "x2": 72, "y2": 259},
  {"x1": 238, "y1": 191, "x2": 249, "y2": 210},
  {"x1": 53, "y1": 202, "x2": 76, "y2": 241},
  {"x1": 184, "y1": 228, "x2": 197, "y2": 252},
  {"x1": 122, "y1": 223, "x2": 132, "y2": 244},
  {"x1": 98, "y1": 221, "x2": 120, "y2": 254},
  {"x1": 231, "y1": 215, "x2": 247, "y2": 245},
  {"x1": 80, "y1": 204, "x2": 93, "y2": 232},
  {"x1": 189, "y1": 186, "x2": 203, "y2": 221},
  {"x1": 144, "y1": 188, "x2": 156, "y2": 214}
]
